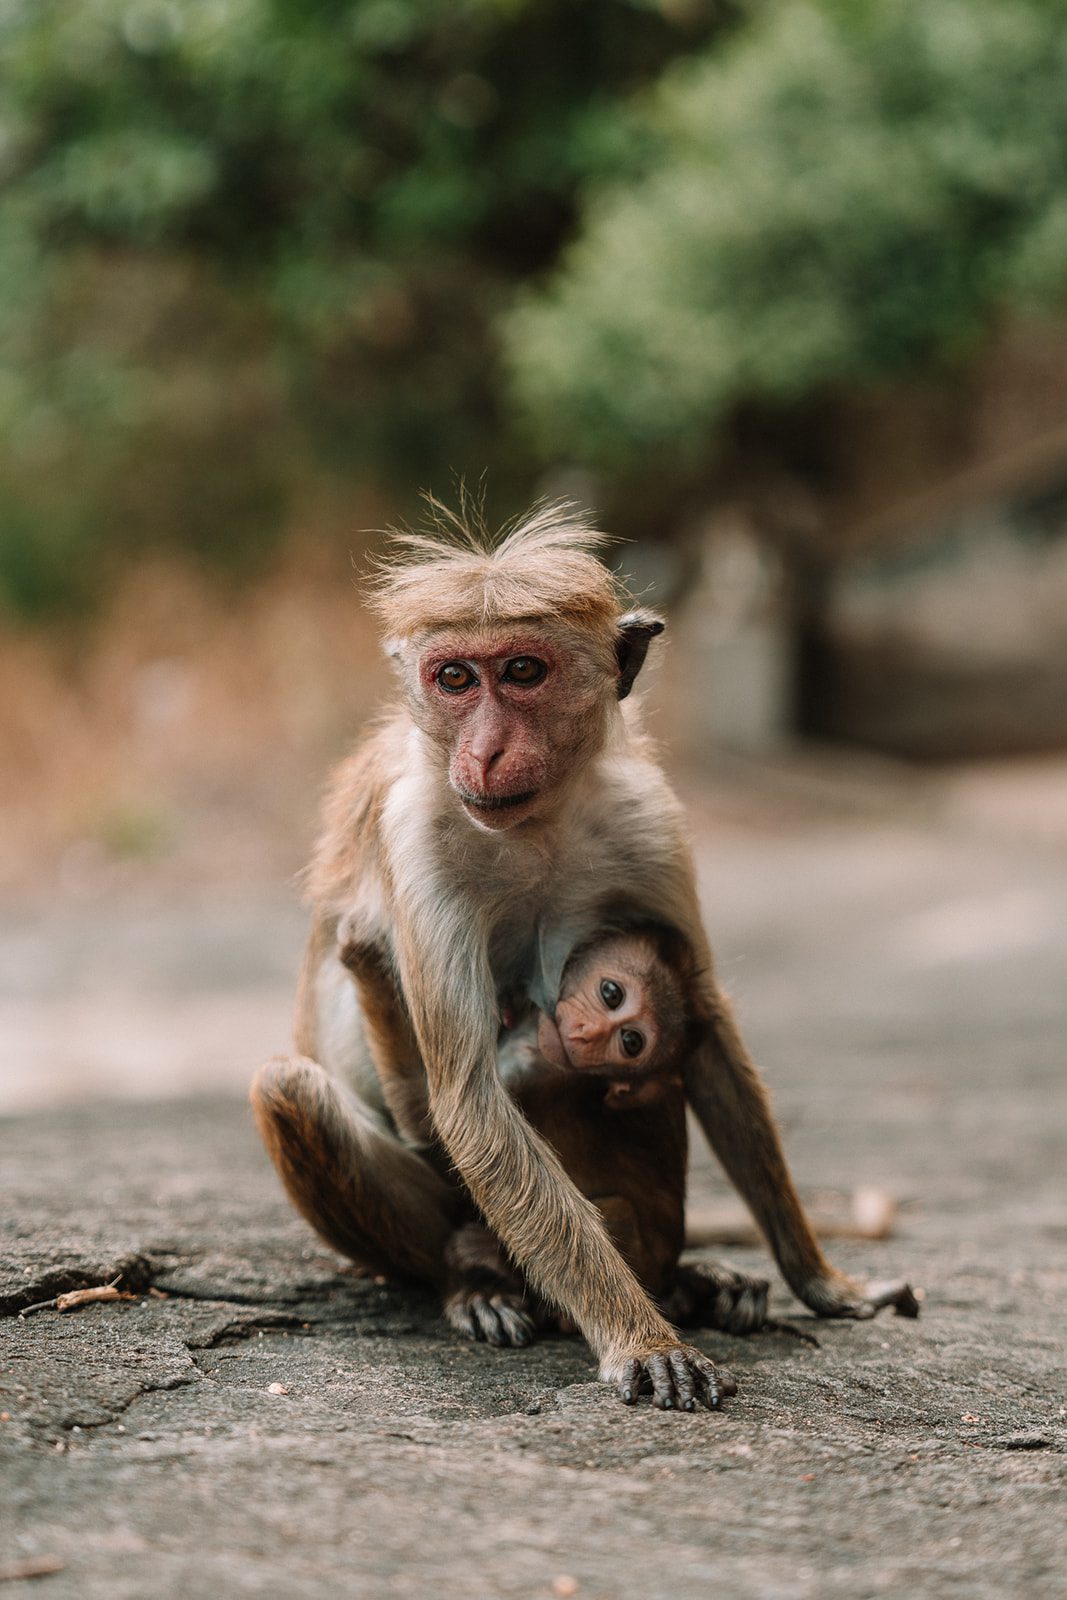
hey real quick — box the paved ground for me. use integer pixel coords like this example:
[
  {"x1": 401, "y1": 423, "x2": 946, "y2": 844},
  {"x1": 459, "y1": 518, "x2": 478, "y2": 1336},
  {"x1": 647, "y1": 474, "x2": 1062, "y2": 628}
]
[{"x1": 2, "y1": 779, "x2": 1065, "y2": 1598}]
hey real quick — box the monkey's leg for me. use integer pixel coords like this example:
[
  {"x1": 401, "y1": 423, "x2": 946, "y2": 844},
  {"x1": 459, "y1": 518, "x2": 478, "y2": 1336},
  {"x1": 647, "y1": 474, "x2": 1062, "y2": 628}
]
[
  {"x1": 442, "y1": 1222, "x2": 538, "y2": 1349},
  {"x1": 686, "y1": 999, "x2": 920, "y2": 1322},
  {"x1": 251, "y1": 1055, "x2": 457, "y2": 1286}
]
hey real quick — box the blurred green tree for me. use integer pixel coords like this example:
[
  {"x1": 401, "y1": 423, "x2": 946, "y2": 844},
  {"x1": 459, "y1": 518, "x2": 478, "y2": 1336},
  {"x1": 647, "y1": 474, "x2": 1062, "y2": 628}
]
[
  {"x1": 506, "y1": 0, "x2": 1067, "y2": 474},
  {"x1": 0, "y1": 0, "x2": 728, "y2": 615}
]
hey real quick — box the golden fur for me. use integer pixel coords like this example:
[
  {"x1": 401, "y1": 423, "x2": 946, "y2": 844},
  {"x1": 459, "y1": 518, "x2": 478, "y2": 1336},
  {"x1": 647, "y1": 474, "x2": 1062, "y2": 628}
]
[{"x1": 252, "y1": 501, "x2": 918, "y2": 1410}]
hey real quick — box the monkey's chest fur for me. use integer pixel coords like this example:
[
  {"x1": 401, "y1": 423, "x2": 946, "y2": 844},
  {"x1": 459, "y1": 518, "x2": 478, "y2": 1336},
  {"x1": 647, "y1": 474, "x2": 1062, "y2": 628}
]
[{"x1": 444, "y1": 768, "x2": 692, "y2": 1013}]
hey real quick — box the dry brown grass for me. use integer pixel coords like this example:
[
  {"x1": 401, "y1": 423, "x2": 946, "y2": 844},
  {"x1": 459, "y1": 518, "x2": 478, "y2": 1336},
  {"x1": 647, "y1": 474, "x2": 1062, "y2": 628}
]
[{"x1": 0, "y1": 542, "x2": 393, "y2": 895}]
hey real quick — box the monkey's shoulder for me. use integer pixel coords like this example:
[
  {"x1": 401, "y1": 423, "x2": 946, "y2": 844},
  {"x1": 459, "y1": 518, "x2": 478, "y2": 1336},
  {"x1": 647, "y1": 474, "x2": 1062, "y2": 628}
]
[
  {"x1": 306, "y1": 712, "x2": 410, "y2": 911},
  {"x1": 562, "y1": 757, "x2": 691, "y2": 881}
]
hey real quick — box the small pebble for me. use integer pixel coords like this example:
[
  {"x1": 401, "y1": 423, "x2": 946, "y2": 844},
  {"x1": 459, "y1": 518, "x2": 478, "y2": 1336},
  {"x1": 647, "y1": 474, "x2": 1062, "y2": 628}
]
[
  {"x1": 267, "y1": 1382, "x2": 290, "y2": 1396},
  {"x1": 552, "y1": 1579, "x2": 580, "y2": 1599}
]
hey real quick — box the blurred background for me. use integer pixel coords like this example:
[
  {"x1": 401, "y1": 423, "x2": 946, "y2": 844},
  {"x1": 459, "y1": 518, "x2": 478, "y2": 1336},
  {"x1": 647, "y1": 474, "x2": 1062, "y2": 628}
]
[{"x1": 3, "y1": 0, "x2": 1067, "y2": 1113}]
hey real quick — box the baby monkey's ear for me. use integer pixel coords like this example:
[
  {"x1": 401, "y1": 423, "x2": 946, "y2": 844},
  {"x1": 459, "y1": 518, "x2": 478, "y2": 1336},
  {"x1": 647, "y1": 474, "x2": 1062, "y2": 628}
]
[{"x1": 615, "y1": 609, "x2": 666, "y2": 701}]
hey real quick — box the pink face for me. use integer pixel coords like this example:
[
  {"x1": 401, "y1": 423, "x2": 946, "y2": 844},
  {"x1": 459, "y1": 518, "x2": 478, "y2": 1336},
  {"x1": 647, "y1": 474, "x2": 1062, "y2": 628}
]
[
  {"x1": 414, "y1": 627, "x2": 606, "y2": 831},
  {"x1": 536, "y1": 936, "x2": 664, "y2": 1073}
]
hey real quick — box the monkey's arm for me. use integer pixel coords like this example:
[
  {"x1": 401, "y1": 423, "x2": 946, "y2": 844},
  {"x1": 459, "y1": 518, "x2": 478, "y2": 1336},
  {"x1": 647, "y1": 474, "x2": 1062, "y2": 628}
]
[
  {"x1": 340, "y1": 937, "x2": 435, "y2": 1149},
  {"x1": 397, "y1": 929, "x2": 735, "y2": 1410},
  {"x1": 685, "y1": 991, "x2": 919, "y2": 1321}
]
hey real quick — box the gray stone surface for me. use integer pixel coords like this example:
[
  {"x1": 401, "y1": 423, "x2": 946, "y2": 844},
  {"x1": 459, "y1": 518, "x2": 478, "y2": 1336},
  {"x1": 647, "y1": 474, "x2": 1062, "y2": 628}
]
[{"x1": 2, "y1": 805, "x2": 1066, "y2": 1598}]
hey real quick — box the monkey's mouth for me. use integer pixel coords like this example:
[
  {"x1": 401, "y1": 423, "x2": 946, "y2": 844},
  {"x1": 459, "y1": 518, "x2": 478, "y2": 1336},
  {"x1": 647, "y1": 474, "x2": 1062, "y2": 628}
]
[{"x1": 458, "y1": 788, "x2": 538, "y2": 813}]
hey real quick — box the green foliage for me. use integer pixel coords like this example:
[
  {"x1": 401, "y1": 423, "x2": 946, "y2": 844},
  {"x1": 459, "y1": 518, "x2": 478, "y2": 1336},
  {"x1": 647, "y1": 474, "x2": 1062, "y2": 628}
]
[
  {"x1": 505, "y1": 0, "x2": 1067, "y2": 468},
  {"x1": 0, "y1": 0, "x2": 725, "y2": 615},
  {"x1": 9, "y1": 0, "x2": 1067, "y2": 616}
]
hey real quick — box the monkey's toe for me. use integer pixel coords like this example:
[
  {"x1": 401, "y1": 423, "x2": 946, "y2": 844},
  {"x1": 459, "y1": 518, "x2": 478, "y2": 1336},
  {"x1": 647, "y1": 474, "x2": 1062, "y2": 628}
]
[
  {"x1": 799, "y1": 1271, "x2": 922, "y2": 1321},
  {"x1": 445, "y1": 1289, "x2": 538, "y2": 1348}
]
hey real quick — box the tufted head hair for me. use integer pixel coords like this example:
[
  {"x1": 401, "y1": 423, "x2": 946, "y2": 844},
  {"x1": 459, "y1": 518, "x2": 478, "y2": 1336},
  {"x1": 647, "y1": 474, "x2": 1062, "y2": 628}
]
[{"x1": 369, "y1": 497, "x2": 625, "y2": 647}]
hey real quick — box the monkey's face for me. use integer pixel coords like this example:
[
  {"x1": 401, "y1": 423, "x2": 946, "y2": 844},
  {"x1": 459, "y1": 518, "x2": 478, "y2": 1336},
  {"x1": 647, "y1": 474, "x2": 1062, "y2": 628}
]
[
  {"x1": 537, "y1": 935, "x2": 668, "y2": 1074},
  {"x1": 410, "y1": 624, "x2": 610, "y2": 831}
]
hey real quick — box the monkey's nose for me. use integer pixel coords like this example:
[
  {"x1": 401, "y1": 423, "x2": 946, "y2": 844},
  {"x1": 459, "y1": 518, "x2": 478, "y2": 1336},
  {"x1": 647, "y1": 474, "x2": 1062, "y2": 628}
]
[{"x1": 478, "y1": 748, "x2": 505, "y2": 780}]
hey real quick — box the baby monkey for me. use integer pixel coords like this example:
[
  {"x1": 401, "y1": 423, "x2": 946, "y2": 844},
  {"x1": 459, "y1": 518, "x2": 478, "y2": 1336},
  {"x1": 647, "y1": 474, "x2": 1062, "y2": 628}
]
[
  {"x1": 342, "y1": 920, "x2": 698, "y2": 1151},
  {"x1": 517, "y1": 923, "x2": 699, "y2": 1110}
]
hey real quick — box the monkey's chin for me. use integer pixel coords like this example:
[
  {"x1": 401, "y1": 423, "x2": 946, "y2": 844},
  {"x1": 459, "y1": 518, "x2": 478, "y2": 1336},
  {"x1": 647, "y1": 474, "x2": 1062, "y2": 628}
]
[{"x1": 455, "y1": 788, "x2": 539, "y2": 831}]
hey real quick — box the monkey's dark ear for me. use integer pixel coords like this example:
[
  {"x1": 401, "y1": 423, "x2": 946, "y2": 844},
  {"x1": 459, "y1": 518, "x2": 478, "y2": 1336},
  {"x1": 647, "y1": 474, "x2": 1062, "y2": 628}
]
[{"x1": 615, "y1": 610, "x2": 666, "y2": 700}]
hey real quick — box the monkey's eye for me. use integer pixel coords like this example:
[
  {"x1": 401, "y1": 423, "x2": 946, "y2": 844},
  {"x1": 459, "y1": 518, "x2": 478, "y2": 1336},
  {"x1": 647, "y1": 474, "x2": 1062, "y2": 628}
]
[
  {"x1": 620, "y1": 1028, "x2": 645, "y2": 1060},
  {"x1": 502, "y1": 656, "x2": 546, "y2": 686},
  {"x1": 599, "y1": 978, "x2": 624, "y2": 1009},
  {"x1": 435, "y1": 662, "x2": 477, "y2": 694}
]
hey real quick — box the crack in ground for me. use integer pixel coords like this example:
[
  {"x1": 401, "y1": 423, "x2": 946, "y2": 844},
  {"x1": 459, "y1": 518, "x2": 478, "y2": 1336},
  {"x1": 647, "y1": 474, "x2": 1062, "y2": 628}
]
[
  {"x1": 185, "y1": 1313, "x2": 312, "y2": 1349},
  {"x1": 54, "y1": 1373, "x2": 201, "y2": 1438},
  {"x1": 0, "y1": 1254, "x2": 153, "y2": 1318}
]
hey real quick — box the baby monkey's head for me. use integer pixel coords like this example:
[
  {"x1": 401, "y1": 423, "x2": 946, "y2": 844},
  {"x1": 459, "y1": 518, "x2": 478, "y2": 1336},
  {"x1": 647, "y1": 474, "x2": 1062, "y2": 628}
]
[{"x1": 537, "y1": 925, "x2": 698, "y2": 1077}]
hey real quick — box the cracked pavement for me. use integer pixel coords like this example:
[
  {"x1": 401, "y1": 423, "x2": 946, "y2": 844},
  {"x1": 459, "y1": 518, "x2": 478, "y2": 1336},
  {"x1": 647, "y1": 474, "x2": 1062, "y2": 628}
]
[{"x1": 2, "y1": 792, "x2": 1066, "y2": 1598}]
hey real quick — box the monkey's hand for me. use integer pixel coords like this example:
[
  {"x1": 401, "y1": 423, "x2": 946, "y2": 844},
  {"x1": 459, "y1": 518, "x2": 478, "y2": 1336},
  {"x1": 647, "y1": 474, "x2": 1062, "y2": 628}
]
[
  {"x1": 603, "y1": 1074, "x2": 680, "y2": 1112},
  {"x1": 797, "y1": 1270, "x2": 921, "y2": 1321},
  {"x1": 606, "y1": 1342, "x2": 738, "y2": 1412}
]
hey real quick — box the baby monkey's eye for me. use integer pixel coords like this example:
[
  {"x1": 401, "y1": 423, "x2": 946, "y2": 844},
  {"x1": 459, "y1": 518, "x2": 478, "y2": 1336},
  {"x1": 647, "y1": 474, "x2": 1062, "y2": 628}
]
[
  {"x1": 599, "y1": 978, "x2": 624, "y2": 1009},
  {"x1": 502, "y1": 656, "x2": 546, "y2": 686},
  {"x1": 436, "y1": 662, "x2": 477, "y2": 693},
  {"x1": 620, "y1": 1028, "x2": 645, "y2": 1059}
]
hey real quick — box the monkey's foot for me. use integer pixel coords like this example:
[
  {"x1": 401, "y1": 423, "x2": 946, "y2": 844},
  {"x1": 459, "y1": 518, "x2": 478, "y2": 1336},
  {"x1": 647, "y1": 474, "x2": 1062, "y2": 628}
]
[
  {"x1": 799, "y1": 1271, "x2": 921, "y2": 1321},
  {"x1": 662, "y1": 1261, "x2": 771, "y2": 1336},
  {"x1": 444, "y1": 1287, "x2": 538, "y2": 1348},
  {"x1": 607, "y1": 1342, "x2": 738, "y2": 1412},
  {"x1": 442, "y1": 1221, "x2": 538, "y2": 1346}
]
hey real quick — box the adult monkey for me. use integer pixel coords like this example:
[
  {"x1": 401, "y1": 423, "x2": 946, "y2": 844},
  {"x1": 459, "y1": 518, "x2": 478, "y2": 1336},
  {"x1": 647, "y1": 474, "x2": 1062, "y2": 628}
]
[{"x1": 252, "y1": 504, "x2": 917, "y2": 1412}]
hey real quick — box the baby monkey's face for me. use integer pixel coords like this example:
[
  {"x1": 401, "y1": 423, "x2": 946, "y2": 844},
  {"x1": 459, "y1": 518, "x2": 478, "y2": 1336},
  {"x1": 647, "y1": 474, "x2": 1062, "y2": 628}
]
[{"x1": 537, "y1": 934, "x2": 668, "y2": 1074}]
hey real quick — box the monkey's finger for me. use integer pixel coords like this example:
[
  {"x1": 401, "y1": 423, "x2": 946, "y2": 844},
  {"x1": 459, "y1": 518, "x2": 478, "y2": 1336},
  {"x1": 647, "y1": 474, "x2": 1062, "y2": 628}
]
[
  {"x1": 446, "y1": 1298, "x2": 480, "y2": 1342},
  {"x1": 693, "y1": 1354, "x2": 737, "y2": 1410},
  {"x1": 667, "y1": 1349, "x2": 697, "y2": 1411},
  {"x1": 647, "y1": 1352, "x2": 675, "y2": 1409},
  {"x1": 713, "y1": 1276, "x2": 742, "y2": 1327},
  {"x1": 734, "y1": 1295, "x2": 768, "y2": 1336},
  {"x1": 469, "y1": 1293, "x2": 512, "y2": 1347},
  {"x1": 618, "y1": 1358, "x2": 642, "y2": 1405},
  {"x1": 718, "y1": 1277, "x2": 769, "y2": 1335},
  {"x1": 490, "y1": 1294, "x2": 536, "y2": 1347}
]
